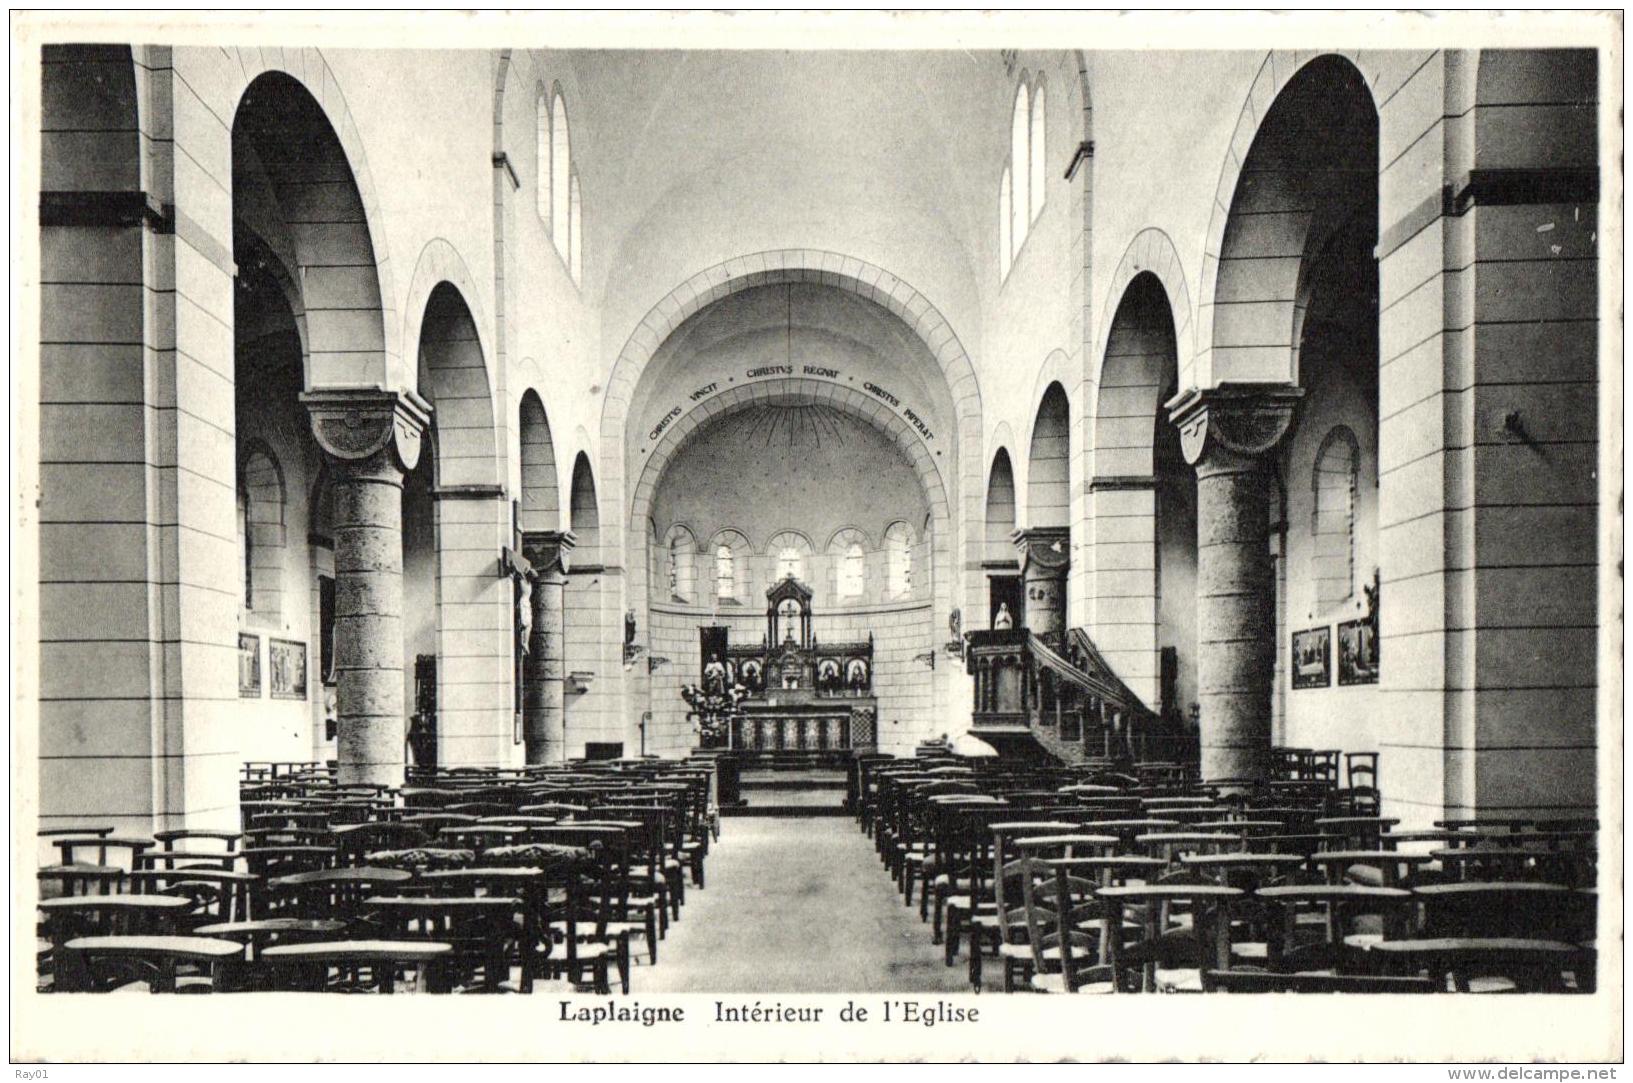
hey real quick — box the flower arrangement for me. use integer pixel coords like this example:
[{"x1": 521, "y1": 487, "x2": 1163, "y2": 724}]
[{"x1": 681, "y1": 681, "x2": 747, "y2": 748}]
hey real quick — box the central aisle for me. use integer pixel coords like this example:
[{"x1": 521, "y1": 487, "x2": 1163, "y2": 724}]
[{"x1": 638, "y1": 817, "x2": 973, "y2": 993}]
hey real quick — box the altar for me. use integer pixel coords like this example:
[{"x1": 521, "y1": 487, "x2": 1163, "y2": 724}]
[{"x1": 700, "y1": 576, "x2": 877, "y2": 753}]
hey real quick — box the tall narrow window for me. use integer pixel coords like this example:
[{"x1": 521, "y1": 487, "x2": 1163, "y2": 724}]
[
  {"x1": 829, "y1": 528, "x2": 869, "y2": 599},
  {"x1": 665, "y1": 525, "x2": 697, "y2": 603},
  {"x1": 545, "y1": 93, "x2": 558, "y2": 222},
  {"x1": 239, "y1": 446, "x2": 286, "y2": 618},
  {"x1": 550, "y1": 92, "x2": 570, "y2": 259},
  {"x1": 766, "y1": 531, "x2": 812, "y2": 586},
  {"x1": 885, "y1": 521, "x2": 914, "y2": 598},
  {"x1": 1029, "y1": 83, "x2": 1047, "y2": 222},
  {"x1": 711, "y1": 530, "x2": 750, "y2": 603},
  {"x1": 569, "y1": 171, "x2": 583, "y2": 285},
  {"x1": 1010, "y1": 82, "x2": 1030, "y2": 256},
  {"x1": 1312, "y1": 427, "x2": 1360, "y2": 613},
  {"x1": 715, "y1": 544, "x2": 734, "y2": 600},
  {"x1": 237, "y1": 481, "x2": 252, "y2": 609},
  {"x1": 841, "y1": 544, "x2": 866, "y2": 598}
]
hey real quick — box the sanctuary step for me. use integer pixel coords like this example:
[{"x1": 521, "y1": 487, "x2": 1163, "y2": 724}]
[{"x1": 723, "y1": 765, "x2": 850, "y2": 818}]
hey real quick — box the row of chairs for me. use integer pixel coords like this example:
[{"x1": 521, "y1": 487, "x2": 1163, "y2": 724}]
[
  {"x1": 38, "y1": 755, "x2": 725, "y2": 994},
  {"x1": 855, "y1": 749, "x2": 1597, "y2": 994}
]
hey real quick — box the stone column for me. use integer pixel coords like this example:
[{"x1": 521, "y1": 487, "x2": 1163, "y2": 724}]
[
  {"x1": 1013, "y1": 526, "x2": 1071, "y2": 641},
  {"x1": 522, "y1": 530, "x2": 576, "y2": 764},
  {"x1": 1167, "y1": 384, "x2": 1303, "y2": 784},
  {"x1": 303, "y1": 389, "x2": 432, "y2": 786}
]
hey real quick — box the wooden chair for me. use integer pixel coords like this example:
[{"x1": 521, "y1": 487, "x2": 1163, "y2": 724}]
[
  {"x1": 38, "y1": 895, "x2": 194, "y2": 987},
  {"x1": 264, "y1": 866, "x2": 413, "y2": 922},
  {"x1": 1253, "y1": 883, "x2": 1415, "y2": 971},
  {"x1": 55, "y1": 935, "x2": 246, "y2": 993},
  {"x1": 260, "y1": 940, "x2": 454, "y2": 993},
  {"x1": 971, "y1": 821, "x2": 1079, "y2": 992},
  {"x1": 193, "y1": 917, "x2": 346, "y2": 960},
  {"x1": 333, "y1": 822, "x2": 430, "y2": 866},
  {"x1": 1359, "y1": 938, "x2": 1595, "y2": 993},
  {"x1": 153, "y1": 829, "x2": 242, "y2": 854},
  {"x1": 512, "y1": 828, "x2": 632, "y2": 994},
  {"x1": 1340, "y1": 752, "x2": 1380, "y2": 815},
  {"x1": 1414, "y1": 882, "x2": 1587, "y2": 942},
  {"x1": 240, "y1": 845, "x2": 336, "y2": 880},
  {"x1": 1021, "y1": 858, "x2": 1123, "y2": 994},
  {"x1": 128, "y1": 868, "x2": 261, "y2": 928},
  {"x1": 1098, "y1": 883, "x2": 1244, "y2": 993},
  {"x1": 934, "y1": 803, "x2": 1009, "y2": 957},
  {"x1": 364, "y1": 895, "x2": 522, "y2": 992},
  {"x1": 38, "y1": 864, "x2": 124, "y2": 899}
]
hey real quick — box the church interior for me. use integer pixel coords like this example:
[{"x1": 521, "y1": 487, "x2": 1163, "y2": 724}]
[{"x1": 27, "y1": 37, "x2": 1609, "y2": 1001}]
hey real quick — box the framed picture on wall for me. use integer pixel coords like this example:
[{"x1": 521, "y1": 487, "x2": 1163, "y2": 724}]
[
  {"x1": 1337, "y1": 617, "x2": 1379, "y2": 685},
  {"x1": 268, "y1": 638, "x2": 308, "y2": 700},
  {"x1": 238, "y1": 633, "x2": 261, "y2": 697},
  {"x1": 1291, "y1": 626, "x2": 1330, "y2": 690}
]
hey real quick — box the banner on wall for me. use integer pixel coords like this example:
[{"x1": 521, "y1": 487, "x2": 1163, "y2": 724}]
[{"x1": 700, "y1": 625, "x2": 729, "y2": 692}]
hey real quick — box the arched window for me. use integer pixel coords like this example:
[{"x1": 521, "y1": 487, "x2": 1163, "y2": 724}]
[
  {"x1": 535, "y1": 92, "x2": 550, "y2": 222},
  {"x1": 885, "y1": 520, "x2": 914, "y2": 598},
  {"x1": 828, "y1": 528, "x2": 869, "y2": 599},
  {"x1": 715, "y1": 545, "x2": 734, "y2": 600},
  {"x1": 1312, "y1": 427, "x2": 1361, "y2": 613},
  {"x1": 998, "y1": 167, "x2": 1013, "y2": 280},
  {"x1": 767, "y1": 531, "x2": 811, "y2": 584},
  {"x1": 239, "y1": 445, "x2": 286, "y2": 618},
  {"x1": 237, "y1": 481, "x2": 252, "y2": 609},
  {"x1": 569, "y1": 170, "x2": 583, "y2": 285},
  {"x1": 711, "y1": 530, "x2": 750, "y2": 604},
  {"x1": 1010, "y1": 81, "x2": 1030, "y2": 257},
  {"x1": 1029, "y1": 83, "x2": 1047, "y2": 222},
  {"x1": 550, "y1": 91, "x2": 571, "y2": 261},
  {"x1": 665, "y1": 525, "x2": 697, "y2": 603}
]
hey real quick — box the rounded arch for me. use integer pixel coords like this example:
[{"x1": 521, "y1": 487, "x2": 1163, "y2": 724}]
[
  {"x1": 1094, "y1": 271, "x2": 1182, "y2": 479},
  {"x1": 518, "y1": 388, "x2": 560, "y2": 533},
  {"x1": 569, "y1": 451, "x2": 600, "y2": 560},
  {"x1": 1311, "y1": 424, "x2": 1362, "y2": 613},
  {"x1": 1093, "y1": 228, "x2": 1193, "y2": 396},
  {"x1": 1025, "y1": 382, "x2": 1071, "y2": 529},
  {"x1": 825, "y1": 525, "x2": 874, "y2": 552},
  {"x1": 708, "y1": 528, "x2": 753, "y2": 605},
  {"x1": 1010, "y1": 77, "x2": 1032, "y2": 249},
  {"x1": 227, "y1": 57, "x2": 398, "y2": 388},
  {"x1": 602, "y1": 251, "x2": 982, "y2": 559},
  {"x1": 661, "y1": 523, "x2": 699, "y2": 603},
  {"x1": 238, "y1": 438, "x2": 288, "y2": 617},
  {"x1": 549, "y1": 84, "x2": 572, "y2": 258},
  {"x1": 766, "y1": 530, "x2": 815, "y2": 584},
  {"x1": 1195, "y1": 51, "x2": 1384, "y2": 390},
  {"x1": 884, "y1": 519, "x2": 917, "y2": 599},
  {"x1": 416, "y1": 281, "x2": 500, "y2": 488},
  {"x1": 984, "y1": 446, "x2": 1018, "y2": 564},
  {"x1": 632, "y1": 380, "x2": 952, "y2": 570},
  {"x1": 402, "y1": 239, "x2": 494, "y2": 405}
]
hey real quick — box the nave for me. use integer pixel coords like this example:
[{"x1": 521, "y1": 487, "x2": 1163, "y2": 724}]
[{"x1": 640, "y1": 818, "x2": 967, "y2": 993}]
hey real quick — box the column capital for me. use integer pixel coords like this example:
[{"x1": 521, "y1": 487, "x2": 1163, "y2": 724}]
[
  {"x1": 302, "y1": 387, "x2": 433, "y2": 475},
  {"x1": 1166, "y1": 383, "x2": 1304, "y2": 470},
  {"x1": 1011, "y1": 526, "x2": 1070, "y2": 576},
  {"x1": 522, "y1": 529, "x2": 577, "y2": 579}
]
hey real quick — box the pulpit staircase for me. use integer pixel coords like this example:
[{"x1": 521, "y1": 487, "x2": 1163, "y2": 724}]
[{"x1": 964, "y1": 626, "x2": 1182, "y2": 766}]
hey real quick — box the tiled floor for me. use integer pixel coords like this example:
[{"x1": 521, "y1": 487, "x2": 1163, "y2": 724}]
[{"x1": 638, "y1": 817, "x2": 974, "y2": 993}]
